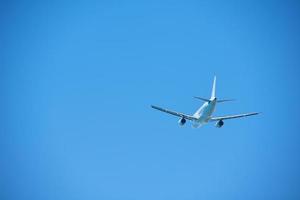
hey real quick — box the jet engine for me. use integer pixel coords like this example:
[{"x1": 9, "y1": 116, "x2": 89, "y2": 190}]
[
  {"x1": 178, "y1": 118, "x2": 186, "y2": 126},
  {"x1": 215, "y1": 120, "x2": 224, "y2": 128}
]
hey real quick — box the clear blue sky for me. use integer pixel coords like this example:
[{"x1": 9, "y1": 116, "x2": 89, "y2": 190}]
[{"x1": 1, "y1": 0, "x2": 300, "y2": 199}]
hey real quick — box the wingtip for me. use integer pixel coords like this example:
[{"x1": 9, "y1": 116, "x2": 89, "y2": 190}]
[
  {"x1": 252, "y1": 112, "x2": 261, "y2": 116},
  {"x1": 151, "y1": 105, "x2": 159, "y2": 109}
]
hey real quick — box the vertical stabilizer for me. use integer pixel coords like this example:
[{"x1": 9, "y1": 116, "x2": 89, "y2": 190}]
[{"x1": 211, "y1": 76, "x2": 216, "y2": 99}]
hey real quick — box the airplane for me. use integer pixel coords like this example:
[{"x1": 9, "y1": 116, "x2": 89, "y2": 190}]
[{"x1": 151, "y1": 76, "x2": 259, "y2": 128}]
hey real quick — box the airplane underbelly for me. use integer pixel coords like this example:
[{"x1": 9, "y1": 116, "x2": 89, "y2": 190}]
[{"x1": 192, "y1": 120, "x2": 205, "y2": 128}]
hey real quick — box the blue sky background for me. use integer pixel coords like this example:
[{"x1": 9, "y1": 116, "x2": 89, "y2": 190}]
[{"x1": 1, "y1": 0, "x2": 300, "y2": 199}]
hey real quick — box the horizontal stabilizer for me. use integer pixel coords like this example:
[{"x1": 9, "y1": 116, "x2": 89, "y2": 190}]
[
  {"x1": 194, "y1": 96, "x2": 210, "y2": 102},
  {"x1": 194, "y1": 97, "x2": 235, "y2": 103},
  {"x1": 217, "y1": 99, "x2": 235, "y2": 103}
]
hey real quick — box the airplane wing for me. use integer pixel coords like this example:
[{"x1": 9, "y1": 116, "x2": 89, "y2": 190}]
[
  {"x1": 210, "y1": 112, "x2": 259, "y2": 121},
  {"x1": 151, "y1": 105, "x2": 197, "y2": 120}
]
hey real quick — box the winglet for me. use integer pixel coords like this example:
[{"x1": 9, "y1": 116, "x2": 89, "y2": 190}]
[{"x1": 211, "y1": 76, "x2": 216, "y2": 99}]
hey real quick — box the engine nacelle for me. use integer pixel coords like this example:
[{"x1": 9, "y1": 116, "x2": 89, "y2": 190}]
[
  {"x1": 215, "y1": 120, "x2": 224, "y2": 128},
  {"x1": 178, "y1": 118, "x2": 186, "y2": 126}
]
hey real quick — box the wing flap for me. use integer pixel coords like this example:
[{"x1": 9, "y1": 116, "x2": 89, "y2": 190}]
[
  {"x1": 151, "y1": 105, "x2": 197, "y2": 121},
  {"x1": 210, "y1": 112, "x2": 259, "y2": 121}
]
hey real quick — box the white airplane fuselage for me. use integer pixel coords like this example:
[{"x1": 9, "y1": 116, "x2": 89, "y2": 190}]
[{"x1": 192, "y1": 98, "x2": 217, "y2": 128}]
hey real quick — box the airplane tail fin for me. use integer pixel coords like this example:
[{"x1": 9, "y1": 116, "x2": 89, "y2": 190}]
[
  {"x1": 211, "y1": 76, "x2": 216, "y2": 99},
  {"x1": 194, "y1": 76, "x2": 234, "y2": 103}
]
